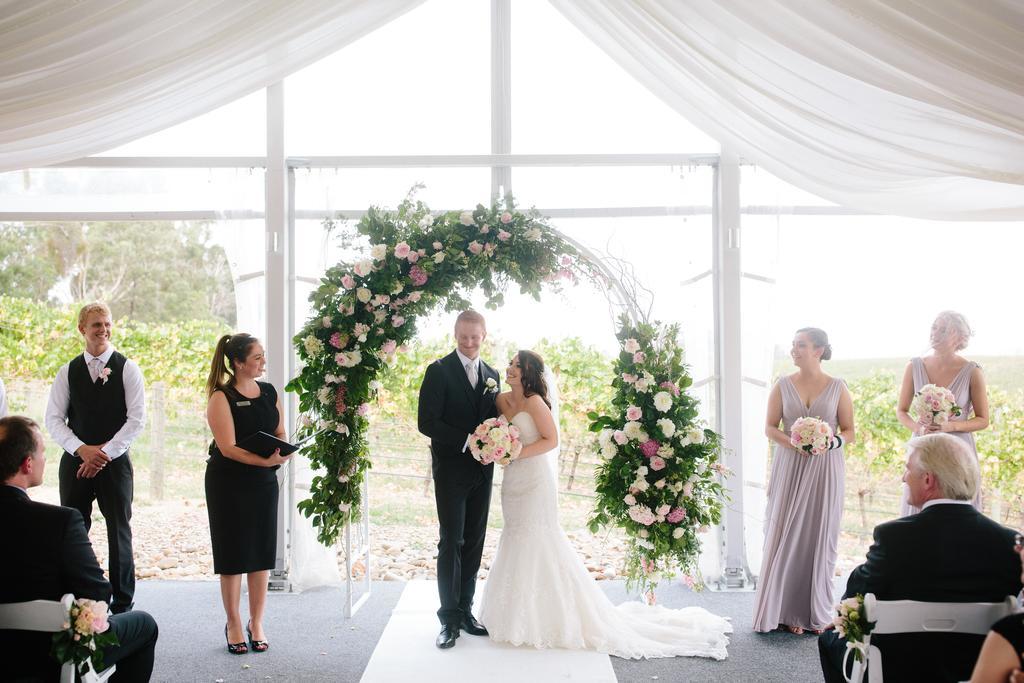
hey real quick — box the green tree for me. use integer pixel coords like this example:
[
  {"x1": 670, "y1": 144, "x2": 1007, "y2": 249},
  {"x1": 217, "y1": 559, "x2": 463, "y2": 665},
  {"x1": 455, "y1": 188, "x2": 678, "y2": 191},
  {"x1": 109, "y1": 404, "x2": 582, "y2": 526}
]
[
  {"x1": 0, "y1": 223, "x2": 63, "y2": 300},
  {"x1": 0, "y1": 221, "x2": 235, "y2": 325}
]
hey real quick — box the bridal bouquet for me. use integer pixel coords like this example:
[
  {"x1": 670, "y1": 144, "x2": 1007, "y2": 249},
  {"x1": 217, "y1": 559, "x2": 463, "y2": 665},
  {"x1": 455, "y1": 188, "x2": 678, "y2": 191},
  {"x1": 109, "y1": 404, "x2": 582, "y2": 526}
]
[
  {"x1": 50, "y1": 598, "x2": 118, "y2": 676},
  {"x1": 790, "y1": 416, "x2": 833, "y2": 456},
  {"x1": 910, "y1": 383, "x2": 962, "y2": 427},
  {"x1": 833, "y1": 594, "x2": 873, "y2": 662},
  {"x1": 469, "y1": 416, "x2": 523, "y2": 466}
]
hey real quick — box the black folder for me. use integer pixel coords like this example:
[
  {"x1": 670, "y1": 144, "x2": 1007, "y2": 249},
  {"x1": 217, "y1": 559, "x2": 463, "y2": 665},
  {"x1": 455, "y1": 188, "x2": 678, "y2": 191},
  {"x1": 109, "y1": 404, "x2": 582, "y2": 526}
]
[{"x1": 236, "y1": 429, "x2": 323, "y2": 458}]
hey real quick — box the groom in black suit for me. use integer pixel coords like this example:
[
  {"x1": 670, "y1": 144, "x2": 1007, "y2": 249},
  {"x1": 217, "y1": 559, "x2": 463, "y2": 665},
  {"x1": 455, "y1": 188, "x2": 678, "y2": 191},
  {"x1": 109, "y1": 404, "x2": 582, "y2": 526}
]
[
  {"x1": 0, "y1": 416, "x2": 158, "y2": 681},
  {"x1": 418, "y1": 310, "x2": 500, "y2": 649},
  {"x1": 818, "y1": 433, "x2": 1021, "y2": 682}
]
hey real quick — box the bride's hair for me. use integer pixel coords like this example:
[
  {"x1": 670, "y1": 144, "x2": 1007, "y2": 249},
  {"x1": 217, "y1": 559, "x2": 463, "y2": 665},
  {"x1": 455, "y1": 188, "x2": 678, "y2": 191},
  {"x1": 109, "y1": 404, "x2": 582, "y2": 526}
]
[{"x1": 518, "y1": 350, "x2": 551, "y2": 409}]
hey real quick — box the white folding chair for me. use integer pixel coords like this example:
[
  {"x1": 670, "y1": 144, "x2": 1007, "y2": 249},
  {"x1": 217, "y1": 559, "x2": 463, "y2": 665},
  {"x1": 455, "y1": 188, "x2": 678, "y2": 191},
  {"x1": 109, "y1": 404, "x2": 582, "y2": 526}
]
[
  {"x1": 844, "y1": 593, "x2": 1020, "y2": 683},
  {"x1": 0, "y1": 593, "x2": 116, "y2": 683}
]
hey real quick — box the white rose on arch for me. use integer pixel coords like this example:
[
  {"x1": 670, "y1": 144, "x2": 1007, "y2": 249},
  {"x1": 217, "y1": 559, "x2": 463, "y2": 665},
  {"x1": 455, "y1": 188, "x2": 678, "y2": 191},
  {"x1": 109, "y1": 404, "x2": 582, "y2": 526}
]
[
  {"x1": 657, "y1": 418, "x2": 675, "y2": 438},
  {"x1": 459, "y1": 211, "x2": 475, "y2": 226},
  {"x1": 353, "y1": 259, "x2": 373, "y2": 277},
  {"x1": 653, "y1": 391, "x2": 673, "y2": 412},
  {"x1": 356, "y1": 288, "x2": 372, "y2": 303}
]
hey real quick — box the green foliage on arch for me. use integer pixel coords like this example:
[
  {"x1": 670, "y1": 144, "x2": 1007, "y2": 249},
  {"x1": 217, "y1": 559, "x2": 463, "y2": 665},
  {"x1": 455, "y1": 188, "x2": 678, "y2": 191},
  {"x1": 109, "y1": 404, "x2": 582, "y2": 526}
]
[{"x1": 286, "y1": 197, "x2": 600, "y2": 545}]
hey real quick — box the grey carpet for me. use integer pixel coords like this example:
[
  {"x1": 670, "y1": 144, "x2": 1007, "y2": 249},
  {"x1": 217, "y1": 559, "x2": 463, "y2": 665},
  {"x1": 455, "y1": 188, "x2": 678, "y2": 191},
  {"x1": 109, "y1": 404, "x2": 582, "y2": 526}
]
[{"x1": 136, "y1": 579, "x2": 823, "y2": 682}]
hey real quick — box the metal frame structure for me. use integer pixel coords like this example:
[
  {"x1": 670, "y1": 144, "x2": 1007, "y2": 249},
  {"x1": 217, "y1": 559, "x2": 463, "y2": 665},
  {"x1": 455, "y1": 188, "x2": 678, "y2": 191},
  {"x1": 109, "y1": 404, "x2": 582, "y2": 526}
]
[{"x1": 0, "y1": 0, "x2": 881, "y2": 603}]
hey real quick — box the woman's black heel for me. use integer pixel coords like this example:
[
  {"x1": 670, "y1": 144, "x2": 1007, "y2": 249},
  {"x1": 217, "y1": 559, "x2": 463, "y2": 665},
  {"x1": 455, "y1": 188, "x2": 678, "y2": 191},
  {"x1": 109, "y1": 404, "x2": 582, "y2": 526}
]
[
  {"x1": 247, "y1": 621, "x2": 269, "y2": 653},
  {"x1": 225, "y1": 624, "x2": 248, "y2": 654}
]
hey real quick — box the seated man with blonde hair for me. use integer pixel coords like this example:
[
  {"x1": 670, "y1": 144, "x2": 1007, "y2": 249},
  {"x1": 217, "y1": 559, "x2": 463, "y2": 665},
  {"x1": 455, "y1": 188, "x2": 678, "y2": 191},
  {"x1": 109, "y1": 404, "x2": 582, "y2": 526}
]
[{"x1": 819, "y1": 433, "x2": 1021, "y2": 682}]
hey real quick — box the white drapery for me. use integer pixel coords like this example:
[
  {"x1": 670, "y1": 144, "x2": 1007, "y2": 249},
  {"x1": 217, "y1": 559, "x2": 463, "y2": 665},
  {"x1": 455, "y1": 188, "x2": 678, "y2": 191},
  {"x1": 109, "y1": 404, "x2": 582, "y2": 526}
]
[
  {"x1": 549, "y1": 0, "x2": 1024, "y2": 220},
  {"x1": 0, "y1": 0, "x2": 424, "y2": 171}
]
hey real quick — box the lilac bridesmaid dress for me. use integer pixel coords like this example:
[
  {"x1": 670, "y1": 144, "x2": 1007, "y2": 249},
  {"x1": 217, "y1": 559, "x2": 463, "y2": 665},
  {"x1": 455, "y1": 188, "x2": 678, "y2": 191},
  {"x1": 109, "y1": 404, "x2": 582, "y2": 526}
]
[
  {"x1": 899, "y1": 357, "x2": 982, "y2": 516},
  {"x1": 753, "y1": 376, "x2": 846, "y2": 632}
]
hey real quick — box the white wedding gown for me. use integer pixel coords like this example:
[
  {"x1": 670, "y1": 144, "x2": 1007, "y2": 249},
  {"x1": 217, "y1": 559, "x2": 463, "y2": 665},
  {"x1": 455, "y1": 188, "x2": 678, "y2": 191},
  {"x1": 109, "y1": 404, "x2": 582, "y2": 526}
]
[{"x1": 479, "y1": 411, "x2": 732, "y2": 660}]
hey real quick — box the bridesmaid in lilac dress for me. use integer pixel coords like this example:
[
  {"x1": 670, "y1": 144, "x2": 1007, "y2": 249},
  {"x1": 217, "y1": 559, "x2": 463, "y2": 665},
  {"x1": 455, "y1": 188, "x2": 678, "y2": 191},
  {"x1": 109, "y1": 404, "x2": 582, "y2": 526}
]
[
  {"x1": 753, "y1": 328, "x2": 856, "y2": 635},
  {"x1": 897, "y1": 311, "x2": 989, "y2": 515}
]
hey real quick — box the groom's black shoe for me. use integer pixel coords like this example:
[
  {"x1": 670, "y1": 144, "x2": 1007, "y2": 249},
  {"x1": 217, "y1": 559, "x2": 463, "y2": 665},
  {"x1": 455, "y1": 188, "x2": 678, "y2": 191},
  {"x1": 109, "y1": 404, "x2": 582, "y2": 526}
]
[
  {"x1": 436, "y1": 624, "x2": 460, "y2": 649},
  {"x1": 460, "y1": 614, "x2": 488, "y2": 636}
]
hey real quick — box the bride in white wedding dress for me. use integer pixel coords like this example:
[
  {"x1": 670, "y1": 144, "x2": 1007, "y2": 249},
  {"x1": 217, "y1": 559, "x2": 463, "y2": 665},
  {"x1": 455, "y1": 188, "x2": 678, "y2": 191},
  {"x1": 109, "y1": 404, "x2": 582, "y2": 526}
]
[{"x1": 479, "y1": 350, "x2": 732, "y2": 660}]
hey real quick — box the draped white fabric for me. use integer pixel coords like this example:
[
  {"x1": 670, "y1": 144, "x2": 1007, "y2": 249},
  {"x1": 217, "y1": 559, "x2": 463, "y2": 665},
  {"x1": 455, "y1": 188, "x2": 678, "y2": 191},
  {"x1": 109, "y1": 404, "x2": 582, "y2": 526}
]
[
  {"x1": 549, "y1": 0, "x2": 1024, "y2": 220},
  {"x1": 0, "y1": 0, "x2": 424, "y2": 171}
]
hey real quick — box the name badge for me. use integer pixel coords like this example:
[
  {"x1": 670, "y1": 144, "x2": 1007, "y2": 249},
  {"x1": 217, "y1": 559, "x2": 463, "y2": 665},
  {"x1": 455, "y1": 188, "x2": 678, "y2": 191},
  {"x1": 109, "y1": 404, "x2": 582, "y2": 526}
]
[{"x1": 236, "y1": 400, "x2": 251, "y2": 407}]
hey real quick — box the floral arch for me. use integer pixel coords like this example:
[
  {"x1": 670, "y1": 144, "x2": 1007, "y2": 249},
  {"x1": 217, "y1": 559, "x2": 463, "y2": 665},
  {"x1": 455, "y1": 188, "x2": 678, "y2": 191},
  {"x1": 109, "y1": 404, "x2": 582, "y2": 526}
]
[{"x1": 287, "y1": 197, "x2": 726, "y2": 593}]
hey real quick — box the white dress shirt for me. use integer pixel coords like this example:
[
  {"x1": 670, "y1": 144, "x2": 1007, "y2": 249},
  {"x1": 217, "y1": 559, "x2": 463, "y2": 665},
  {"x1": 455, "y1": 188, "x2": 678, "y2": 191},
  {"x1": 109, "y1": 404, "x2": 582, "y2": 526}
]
[
  {"x1": 922, "y1": 498, "x2": 974, "y2": 509},
  {"x1": 455, "y1": 349, "x2": 482, "y2": 452},
  {"x1": 0, "y1": 377, "x2": 7, "y2": 418},
  {"x1": 45, "y1": 346, "x2": 146, "y2": 459},
  {"x1": 455, "y1": 349, "x2": 479, "y2": 388}
]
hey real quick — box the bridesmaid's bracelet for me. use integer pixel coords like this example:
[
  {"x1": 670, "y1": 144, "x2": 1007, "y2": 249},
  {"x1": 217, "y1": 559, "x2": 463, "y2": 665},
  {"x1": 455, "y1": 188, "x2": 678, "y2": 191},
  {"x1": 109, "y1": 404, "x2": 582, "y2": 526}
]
[{"x1": 831, "y1": 435, "x2": 844, "y2": 450}]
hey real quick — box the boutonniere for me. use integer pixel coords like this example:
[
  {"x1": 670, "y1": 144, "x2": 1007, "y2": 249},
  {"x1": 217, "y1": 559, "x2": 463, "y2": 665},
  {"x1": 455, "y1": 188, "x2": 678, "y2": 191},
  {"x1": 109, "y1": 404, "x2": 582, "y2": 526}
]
[
  {"x1": 99, "y1": 368, "x2": 111, "y2": 385},
  {"x1": 484, "y1": 377, "x2": 498, "y2": 394}
]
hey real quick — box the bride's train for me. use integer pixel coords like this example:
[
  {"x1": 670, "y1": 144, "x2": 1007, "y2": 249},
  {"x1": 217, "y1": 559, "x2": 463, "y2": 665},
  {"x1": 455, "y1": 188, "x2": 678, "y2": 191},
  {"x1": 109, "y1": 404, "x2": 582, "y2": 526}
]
[{"x1": 479, "y1": 412, "x2": 731, "y2": 660}]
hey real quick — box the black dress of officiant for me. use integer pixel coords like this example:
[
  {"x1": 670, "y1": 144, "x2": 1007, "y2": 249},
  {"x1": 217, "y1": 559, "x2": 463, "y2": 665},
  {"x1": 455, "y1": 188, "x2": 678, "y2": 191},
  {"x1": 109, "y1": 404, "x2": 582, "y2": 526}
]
[{"x1": 204, "y1": 338, "x2": 282, "y2": 575}]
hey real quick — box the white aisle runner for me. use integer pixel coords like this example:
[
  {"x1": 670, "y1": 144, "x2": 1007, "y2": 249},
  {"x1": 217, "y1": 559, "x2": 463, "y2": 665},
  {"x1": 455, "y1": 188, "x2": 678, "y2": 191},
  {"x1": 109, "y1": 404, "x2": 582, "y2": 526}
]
[{"x1": 361, "y1": 580, "x2": 617, "y2": 682}]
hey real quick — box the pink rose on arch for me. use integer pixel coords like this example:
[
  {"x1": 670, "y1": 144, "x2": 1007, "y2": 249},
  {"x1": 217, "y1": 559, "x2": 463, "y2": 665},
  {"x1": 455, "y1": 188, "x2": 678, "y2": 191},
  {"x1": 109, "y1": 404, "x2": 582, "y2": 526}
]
[
  {"x1": 480, "y1": 225, "x2": 490, "y2": 234},
  {"x1": 649, "y1": 456, "x2": 666, "y2": 471},
  {"x1": 380, "y1": 340, "x2": 397, "y2": 355},
  {"x1": 626, "y1": 405, "x2": 642, "y2": 421},
  {"x1": 468, "y1": 241, "x2": 483, "y2": 255},
  {"x1": 612, "y1": 430, "x2": 627, "y2": 445},
  {"x1": 341, "y1": 274, "x2": 356, "y2": 290},
  {"x1": 560, "y1": 255, "x2": 572, "y2": 266},
  {"x1": 484, "y1": 243, "x2": 496, "y2": 256},
  {"x1": 667, "y1": 507, "x2": 687, "y2": 523},
  {"x1": 640, "y1": 440, "x2": 660, "y2": 458},
  {"x1": 394, "y1": 242, "x2": 411, "y2": 259},
  {"x1": 329, "y1": 332, "x2": 346, "y2": 349},
  {"x1": 407, "y1": 290, "x2": 423, "y2": 303},
  {"x1": 500, "y1": 211, "x2": 513, "y2": 224},
  {"x1": 391, "y1": 315, "x2": 406, "y2": 328},
  {"x1": 659, "y1": 381, "x2": 680, "y2": 397},
  {"x1": 356, "y1": 403, "x2": 371, "y2": 417},
  {"x1": 622, "y1": 373, "x2": 638, "y2": 384},
  {"x1": 497, "y1": 229, "x2": 511, "y2": 241},
  {"x1": 407, "y1": 250, "x2": 420, "y2": 263},
  {"x1": 409, "y1": 265, "x2": 428, "y2": 286},
  {"x1": 633, "y1": 351, "x2": 646, "y2": 363}
]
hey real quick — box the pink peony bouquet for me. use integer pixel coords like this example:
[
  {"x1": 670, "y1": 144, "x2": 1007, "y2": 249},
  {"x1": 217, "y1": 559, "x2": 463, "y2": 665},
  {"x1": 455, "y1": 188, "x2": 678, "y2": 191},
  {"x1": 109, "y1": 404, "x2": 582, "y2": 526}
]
[
  {"x1": 790, "y1": 416, "x2": 834, "y2": 456},
  {"x1": 469, "y1": 416, "x2": 523, "y2": 466},
  {"x1": 910, "y1": 383, "x2": 962, "y2": 427},
  {"x1": 50, "y1": 598, "x2": 119, "y2": 676}
]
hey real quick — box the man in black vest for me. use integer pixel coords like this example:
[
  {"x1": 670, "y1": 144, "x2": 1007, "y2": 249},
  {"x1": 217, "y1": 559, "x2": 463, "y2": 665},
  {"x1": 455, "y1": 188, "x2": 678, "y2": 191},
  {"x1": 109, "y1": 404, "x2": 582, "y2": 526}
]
[
  {"x1": 45, "y1": 302, "x2": 146, "y2": 615},
  {"x1": 818, "y1": 433, "x2": 1022, "y2": 682},
  {"x1": 0, "y1": 415, "x2": 158, "y2": 681},
  {"x1": 418, "y1": 310, "x2": 500, "y2": 649}
]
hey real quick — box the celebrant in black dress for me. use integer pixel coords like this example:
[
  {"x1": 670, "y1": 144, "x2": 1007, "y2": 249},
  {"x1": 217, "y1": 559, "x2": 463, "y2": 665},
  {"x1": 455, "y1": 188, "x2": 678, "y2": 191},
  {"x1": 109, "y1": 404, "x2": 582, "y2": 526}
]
[{"x1": 205, "y1": 333, "x2": 291, "y2": 655}]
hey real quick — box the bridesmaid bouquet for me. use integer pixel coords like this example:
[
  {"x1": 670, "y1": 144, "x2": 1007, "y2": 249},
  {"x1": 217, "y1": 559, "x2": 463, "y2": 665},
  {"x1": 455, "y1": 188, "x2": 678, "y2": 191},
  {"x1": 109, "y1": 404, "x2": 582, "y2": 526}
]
[
  {"x1": 790, "y1": 416, "x2": 833, "y2": 456},
  {"x1": 910, "y1": 383, "x2": 962, "y2": 427},
  {"x1": 469, "y1": 415, "x2": 523, "y2": 466},
  {"x1": 50, "y1": 598, "x2": 119, "y2": 676}
]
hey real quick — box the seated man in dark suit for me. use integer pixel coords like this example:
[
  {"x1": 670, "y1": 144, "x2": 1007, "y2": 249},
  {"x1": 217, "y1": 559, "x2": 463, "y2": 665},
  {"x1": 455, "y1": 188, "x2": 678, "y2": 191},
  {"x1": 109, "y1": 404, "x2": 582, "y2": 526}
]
[
  {"x1": 0, "y1": 416, "x2": 158, "y2": 682},
  {"x1": 819, "y1": 433, "x2": 1022, "y2": 683}
]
